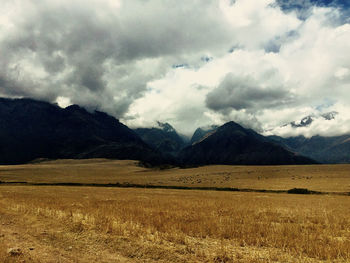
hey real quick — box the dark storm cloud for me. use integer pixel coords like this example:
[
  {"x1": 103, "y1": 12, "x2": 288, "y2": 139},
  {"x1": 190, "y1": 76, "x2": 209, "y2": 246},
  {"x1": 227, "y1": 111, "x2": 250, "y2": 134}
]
[
  {"x1": 2, "y1": 0, "x2": 350, "y2": 137},
  {"x1": 206, "y1": 73, "x2": 294, "y2": 112},
  {"x1": 0, "y1": 0, "x2": 233, "y2": 117}
]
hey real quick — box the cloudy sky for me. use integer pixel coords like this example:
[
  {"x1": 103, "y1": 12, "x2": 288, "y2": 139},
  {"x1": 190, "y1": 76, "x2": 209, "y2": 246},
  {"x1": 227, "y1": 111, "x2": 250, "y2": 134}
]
[{"x1": 1, "y1": 0, "x2": 350, "y2": 137}]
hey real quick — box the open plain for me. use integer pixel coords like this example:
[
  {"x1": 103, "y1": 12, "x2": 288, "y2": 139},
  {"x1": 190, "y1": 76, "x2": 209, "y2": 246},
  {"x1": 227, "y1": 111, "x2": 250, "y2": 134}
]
[
  {"x1": 1, "y1": 159, "x2": 350, "y2": 262},
  {"x1": 1, "y1": 159, "x2": 350, "y2": 192}
]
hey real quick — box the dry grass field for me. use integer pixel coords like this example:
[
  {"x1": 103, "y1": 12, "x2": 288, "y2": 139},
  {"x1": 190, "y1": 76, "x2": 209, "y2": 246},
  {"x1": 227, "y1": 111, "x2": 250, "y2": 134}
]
[
  {"x1": 0, "y1": 159, "x2": 350, "y2": 192},
  {"x1": 1, "y1": 159, "x2": 350, "y2": 262},
  {"x1": 1, "y1": 186, "x2": 350, "y2": 262}
]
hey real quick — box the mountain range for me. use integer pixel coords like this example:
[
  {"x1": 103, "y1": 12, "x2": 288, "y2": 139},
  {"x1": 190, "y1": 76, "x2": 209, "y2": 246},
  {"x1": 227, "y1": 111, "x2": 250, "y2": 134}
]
[
  {"x1": 268, "y1": 134, "x2": 350, "y2": 164},
  {"x1": 284, "y1": 111, "x2": 338, "y2": 128},
  {"x1": 0, "y1": 98, "x2": 163, "y2": 165},
  {"x1": 266, "y1": 112, "x2": 350, "y2": 163},
  {"x1": 0, "y1": 97, "x2": 349, "y2": 165},
  {"x1": 179, "y1": 122, "x2": 315, "y2": 165}
]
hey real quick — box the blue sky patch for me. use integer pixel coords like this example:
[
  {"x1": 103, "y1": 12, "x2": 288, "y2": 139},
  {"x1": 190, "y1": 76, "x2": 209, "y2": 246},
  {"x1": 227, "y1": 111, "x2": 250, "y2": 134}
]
[{"x1": 277, "y1": 0, "x2": 350, "y2": 21}]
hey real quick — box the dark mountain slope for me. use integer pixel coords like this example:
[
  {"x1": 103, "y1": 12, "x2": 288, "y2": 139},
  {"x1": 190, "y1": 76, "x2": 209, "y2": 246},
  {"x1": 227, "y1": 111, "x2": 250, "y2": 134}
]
[
  {"x1": 179, "y1": 121, "x2": 315, "y2": 165},
  {"x1": 0, "y1": 98, "x2": 163, "y2": 164},
  {"x1": 269, "y1": 134, "x2": 350, "y2": 163},
  {"x1": 134, "y1": 122, "x2": 186, "y2": 156},
  {"x1": 190, "y1": 125, "x2": 218, "y2": 145}
]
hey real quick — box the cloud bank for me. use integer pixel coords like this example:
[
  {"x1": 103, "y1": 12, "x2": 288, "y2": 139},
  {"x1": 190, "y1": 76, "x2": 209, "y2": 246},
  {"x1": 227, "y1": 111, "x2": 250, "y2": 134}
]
[{"x1": 0, "y1": 0, "x2": 350, "y2": 137}]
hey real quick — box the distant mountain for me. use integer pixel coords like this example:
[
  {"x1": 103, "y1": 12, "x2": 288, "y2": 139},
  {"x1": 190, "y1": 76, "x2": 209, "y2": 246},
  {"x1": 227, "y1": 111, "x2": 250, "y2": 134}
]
[
  {"x1": 179, "y1": 121, "x2": 315, "y2": 165},
  {"x1": 321, "y1": 111, "x2": 338, "y2": 120},
  {"x1": 269, "y1": 134, "x2": 350, "y2": 163},
  {"x1": 283, "y1": 111, "x2": 338, "y2": 128},
  {"x1": 0, "y1": 98, "x2": 164, "y2": 165},
  {"x1": 134, "y1": 122, "x2": 186, "y2": 156},
  {"x1": 267, "y1": 111, "x2": 350, "y2": 163},
  {"x1": 290, "y1": 116, "x2": 313, "y2": 128},
  {"x1": 190, "y1": 125, "x2": 219, "y2": 145},
  {"x1": 1, "y1": 97, "x2": 345, "y2": 166}
]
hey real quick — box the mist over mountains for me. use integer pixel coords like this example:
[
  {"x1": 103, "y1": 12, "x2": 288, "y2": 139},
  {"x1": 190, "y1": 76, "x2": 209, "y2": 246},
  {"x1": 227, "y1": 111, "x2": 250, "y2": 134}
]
[
  {"x1": 3, "y1": 97, "x2": 350, "y2": 166},
  {"x1": 134, "y1": 122, "x2": 187, "y2": 157},
  {"x1": 1, "y1": 0, "x2": 350, "y2": 138}
]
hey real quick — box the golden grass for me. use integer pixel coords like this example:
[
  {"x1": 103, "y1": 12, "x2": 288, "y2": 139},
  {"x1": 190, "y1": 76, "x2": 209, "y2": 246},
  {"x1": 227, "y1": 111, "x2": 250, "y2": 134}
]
[
  {"x1": 1, "y1": 186, "x2": 350, "y2": 262},
  {"x1": 0, "y1": 159, "x2": 350, "y2": 192},
  {"x1": 1, "y1": 160, "x2": 350, "y2": 262}
]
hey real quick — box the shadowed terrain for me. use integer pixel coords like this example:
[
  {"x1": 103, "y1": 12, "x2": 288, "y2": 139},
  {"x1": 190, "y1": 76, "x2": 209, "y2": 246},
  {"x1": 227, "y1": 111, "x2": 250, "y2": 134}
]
[{"x1": 0, "y1": 98, "x2": 166, "y2": 165}]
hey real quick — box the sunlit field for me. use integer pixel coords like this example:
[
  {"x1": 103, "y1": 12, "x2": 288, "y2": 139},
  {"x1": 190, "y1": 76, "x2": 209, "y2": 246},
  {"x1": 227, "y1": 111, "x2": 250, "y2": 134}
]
[
  {"x1": 0, "y1": 159, "x2": 350, "y2": 192},
  {"x1": 1, "y1": 160, "x2": 350, "y2": 262}
]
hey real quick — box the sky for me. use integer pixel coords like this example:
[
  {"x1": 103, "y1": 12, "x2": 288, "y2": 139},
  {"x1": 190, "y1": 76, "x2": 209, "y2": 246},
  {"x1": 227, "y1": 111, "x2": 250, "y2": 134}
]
[{"x1": 0, "y1": 0, "x2": 350, "y2": 137}]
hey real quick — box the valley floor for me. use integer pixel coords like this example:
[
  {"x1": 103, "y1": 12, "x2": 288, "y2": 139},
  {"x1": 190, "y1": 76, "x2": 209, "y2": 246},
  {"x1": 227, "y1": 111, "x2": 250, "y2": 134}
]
[
  {"x1": 0, "y1": 159, "x2": 350, "y2": 193},
  {"x1": 1, "y1": 160, "x2": 350, "y2": 262},
  {"x1": 1, "y1": 186, "x2": 350, "y2": 262}
]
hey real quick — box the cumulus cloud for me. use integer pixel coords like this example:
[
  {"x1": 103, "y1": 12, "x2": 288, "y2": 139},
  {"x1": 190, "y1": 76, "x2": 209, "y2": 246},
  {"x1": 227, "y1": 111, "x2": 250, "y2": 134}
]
[
  {"x1": 0, "y1": 0, "x2": 233, "y2": 116},
  {"x1": 201, "y1": 2, "x2": 350, "y2": 136},
  {"x1": 0, "y1": 0, "x2": 350, "y2": 137},
  {"x1": 264, "y1": 103, "x2": 350, "y2": 138},
  {"x1": 205, "y1": 73, "x2": 294, "y2": 112}
]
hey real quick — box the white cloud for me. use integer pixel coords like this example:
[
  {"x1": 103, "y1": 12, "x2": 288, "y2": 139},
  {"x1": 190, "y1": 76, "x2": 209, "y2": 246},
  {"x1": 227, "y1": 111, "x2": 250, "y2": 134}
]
[
  {"x1": 0, "y1": 0, "x2": 350, "y2": 138},
  {"x1": 265, "y1": 103, "x2": 350, "y2": 138},
  {"x1": 220, "y1": 0, "x2": 301, "y2": 49}
]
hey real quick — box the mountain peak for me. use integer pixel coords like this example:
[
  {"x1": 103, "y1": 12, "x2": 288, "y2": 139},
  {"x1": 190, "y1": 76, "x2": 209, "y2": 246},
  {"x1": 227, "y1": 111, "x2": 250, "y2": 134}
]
[
  {"x1": 291, "y1": 116, "x2": 313, "y2": 128},
  {"x1": 156, "y1": 121, "x2": 176, "y2": 133},
  {"x1": 65, "y1": 104, "x2": 88, "y2": 114},
  {"x1": 281, "y1": 111, "x2": 339, "y2": 129},
  {"x1": 190, "y1": 124, "x2": 219, "y2": 145},
  {"x1": 321, "y1": 111, "x2": 338, "y2": 120},
  {"x1": 220, "y1": 121, "x2": 244, "y2": 130},
  {"x1": 180, "y1": 121, "x2": 315, "y2": 165},
  {"x1": 135, "y1": 121, "x2": 185, "y2": 157},
  {"x1": 0, "y1": 97, "x2": 164, "y2": 165}
]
